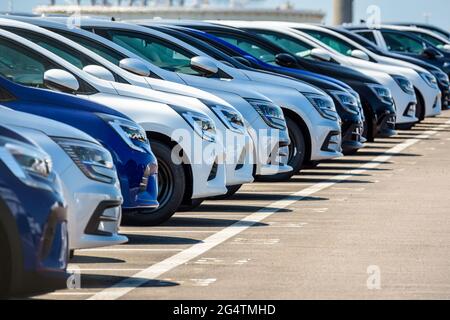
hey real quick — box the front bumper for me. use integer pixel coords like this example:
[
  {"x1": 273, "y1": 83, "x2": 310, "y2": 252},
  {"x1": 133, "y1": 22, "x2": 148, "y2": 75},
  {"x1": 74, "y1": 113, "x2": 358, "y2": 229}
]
[
  {"x1": 61, "y1": 165, "x2": 128, "y2": 250},
  {"x1": 310, "y1": 120, "x2": 343, "y2": 161},
  {"x1": 376, "y1": 111, "x2": 397, "y2": 138},
  {"x1": 425, "y1": 92, "x2": 442, "y2": 117},
  {"x1": 341, "y1": 121, "x2": 365, "y2": 152},
  {"x1": 116, "y1": 151, "x2": 159, "y2": 210},
  {"x1": 246, "y1": 124, "x2": 293, "y2": 176},
  {"x1": 222, "y1": 131, "x2": 254, "y2": 186}
]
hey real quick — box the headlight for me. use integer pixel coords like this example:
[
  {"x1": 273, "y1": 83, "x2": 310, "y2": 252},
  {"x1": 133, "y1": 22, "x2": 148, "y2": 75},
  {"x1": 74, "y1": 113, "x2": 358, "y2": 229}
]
[
  {"x1": 367, "y1": 83, "x2": 393, "y2": 105},
  {"x1": 0, "y1": 136, "x2": 53, "y2": 190},
  {"x1": 303, "y1": 93, "x2": 338, "y2": 121},
  {"x1": 245, "y1": 98, "x2": 286, "y2": 130},
  {"x1": 328, "y1": 90, "x2": 359, "y2": 115},
  {"x1": 97, "y1": 113, "x2": 151, "y2": 153},
  {"x1": 181, "y1": 111, "x2": 217, "y2": 142},
  {"x1": 391, "y1": 75, "x2": 415, "y2": 95},
  {"x1": 431, "y1": 70, "x2": 449, "y2": 86},
  {"x1": 54, "y1": 138, "x2": 116, "y2": 184},
  {"x1": 418, "y1": 71, "x2": 438, "y2": 89},
  {"x1": 209, "y1": 104, "x2": 246, "y2": 134}
]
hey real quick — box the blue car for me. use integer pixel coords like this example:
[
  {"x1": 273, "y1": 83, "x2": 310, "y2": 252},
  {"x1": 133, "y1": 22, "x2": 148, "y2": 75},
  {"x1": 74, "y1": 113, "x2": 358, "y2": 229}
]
[
  {"x1": 0, "y1": 125, "x2": 68, "y2": 297},
  {"x1": 0, "y1": 76, "x2": 159, "y2": 213}
]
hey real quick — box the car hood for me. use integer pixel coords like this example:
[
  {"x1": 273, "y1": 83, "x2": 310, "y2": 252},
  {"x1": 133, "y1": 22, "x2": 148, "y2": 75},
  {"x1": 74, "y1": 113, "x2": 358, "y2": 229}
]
[
  {"x1": 0, "y1": 106, "x2": 97, "y2": 143},
  {"x1": 111, "y1": 81, "x2": 211, "y2": 115},
  {"x1": 242, "y1": 69, "x2": 325, "y2": 95},
  {"x1": 144, "y1": 77, "x2": 232, "y2": 107},
  {"x1": 297, "y1": 57, "x2": 381, "y2": 84}
]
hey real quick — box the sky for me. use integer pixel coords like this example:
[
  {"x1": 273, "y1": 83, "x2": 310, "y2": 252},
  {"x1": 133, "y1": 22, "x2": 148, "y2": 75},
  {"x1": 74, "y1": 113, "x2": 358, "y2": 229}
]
[{"x1": 1, "y1": 0, "x2": 449, "y2": 30}]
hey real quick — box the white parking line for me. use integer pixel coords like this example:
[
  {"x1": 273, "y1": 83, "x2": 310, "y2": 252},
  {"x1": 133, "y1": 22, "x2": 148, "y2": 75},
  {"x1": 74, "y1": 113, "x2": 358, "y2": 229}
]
[
  {"x1": 88, "y1": 120, "x2": 450, "y2": 300},
  {"x1": 120, "y1": 230, "x2": 216, "y2": 234},
  {"x1": 79, "y1": 248, "x2": 183, "y2": 252}
]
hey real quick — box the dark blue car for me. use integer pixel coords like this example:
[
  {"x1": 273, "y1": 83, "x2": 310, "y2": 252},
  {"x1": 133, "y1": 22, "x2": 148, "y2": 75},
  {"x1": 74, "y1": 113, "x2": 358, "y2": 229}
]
[
  {"x1": 0, "y1": 125, "x2": 68, "y2": 297},
  {"x1": 0, "y1": 76, "x2": 158, "y2": 213}
]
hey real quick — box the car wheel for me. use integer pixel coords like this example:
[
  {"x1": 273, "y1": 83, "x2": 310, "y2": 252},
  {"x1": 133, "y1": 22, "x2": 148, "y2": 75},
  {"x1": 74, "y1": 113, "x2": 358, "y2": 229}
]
[
  {"x1": 415, "y1": 93, "x2": 425, "y2": 121},
  {"x1": 362, "y1": 115, "x2": 374, "y2": 142},
  {"x1": 0, "y1": 226, "x2": 11, "y2": 297},
  {"x1": 258, "y1": 117, "x2": 306, "y2": 182},
  {"x1": 211, "y1": 184, "x2": 243, "y2": 200},
  {"x1": 123, "y1": 141, "x2": 186, "y2": 226}
]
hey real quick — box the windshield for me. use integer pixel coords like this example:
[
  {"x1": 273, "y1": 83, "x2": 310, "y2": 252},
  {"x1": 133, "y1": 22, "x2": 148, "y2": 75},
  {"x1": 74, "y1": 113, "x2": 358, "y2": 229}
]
[{"x1": 298, "y1": 29, "x2": 357, "y2": 57}]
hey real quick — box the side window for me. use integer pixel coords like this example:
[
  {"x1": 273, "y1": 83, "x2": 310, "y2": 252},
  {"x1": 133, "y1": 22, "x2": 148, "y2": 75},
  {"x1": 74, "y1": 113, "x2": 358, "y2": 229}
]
[
  {"x1": 382, "y1": 31, "x2": 425, "y2": 54},
  {"x1": 411, "y1": 32, "x2": 445, "y2": 49},
  {"x1": 357, "y1": 31, "x2": 377, "y2": 44},
  {"x1": 5, "y1": 28, "x2": 97, "y2": 70},
  {"x1": 253, "y1": 30, "x2": 314, "y2": 59},
  {"x1": 0, "y1": 37, "x2": 97, "y2": 94},
  {"x1": 5, "y1": 28, "x2": 129, "y2": 85},
  {"x1": 213, "y1": 33, "x2": 277, "y2": 64},
  {"x1": 50, "y1": 29, "x2": 126, "y2": 66},
  {"x1": 99, "y1": 29, "x2": 203, "y2": 76},
  {"x1": 0, "y1": 37, "x2": 56, "y2": 87},
  {"x1": 300, "y1": 29, "x2": 356, "y2": 56},
  {"x1": 0, "y1": 85, "x2": 15, "y2": 102}
]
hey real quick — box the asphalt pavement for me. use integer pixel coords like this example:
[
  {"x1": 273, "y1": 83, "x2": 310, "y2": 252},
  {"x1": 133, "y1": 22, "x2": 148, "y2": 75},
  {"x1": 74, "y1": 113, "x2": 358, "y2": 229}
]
[{"x1": 34, "y1": 110, "x2": 450, "y2": 300}]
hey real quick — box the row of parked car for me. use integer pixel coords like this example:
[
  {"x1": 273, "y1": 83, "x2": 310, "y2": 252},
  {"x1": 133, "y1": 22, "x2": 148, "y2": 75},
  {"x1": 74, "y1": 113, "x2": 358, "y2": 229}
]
[{"x1": 0, "y1": 15, "x2": 449, "y2": 297}]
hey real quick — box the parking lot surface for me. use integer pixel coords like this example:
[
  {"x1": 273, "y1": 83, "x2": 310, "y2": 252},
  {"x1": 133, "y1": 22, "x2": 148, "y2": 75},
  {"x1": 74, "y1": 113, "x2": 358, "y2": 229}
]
[{"x1": 35, "y1": 111, "x2": 450, "y2": 300}]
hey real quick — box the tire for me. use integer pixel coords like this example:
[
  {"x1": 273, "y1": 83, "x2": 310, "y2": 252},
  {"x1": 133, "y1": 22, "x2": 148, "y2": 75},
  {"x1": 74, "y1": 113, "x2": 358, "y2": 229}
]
[
  {"x1": 415, "y1": 90, "x2": 425, "y2": 121},
  {"x1": 0, "y1": 226, "x2": 11, "y2": 297},
  {"x1": 211, "y1": 184, "x2": 243, "y2": 200},
  {"x1": 122, "y1": 141, "x2": 186, "y2": 226},
  {"x1": 362, "y1": 115, "x2": 374, "y2": 142},
  {"x1": 258, "y1": 117, "x2": 306, "y2": 182},
  {"x1": 178, "y1": 198, "x2": 204, "y2": 212}
]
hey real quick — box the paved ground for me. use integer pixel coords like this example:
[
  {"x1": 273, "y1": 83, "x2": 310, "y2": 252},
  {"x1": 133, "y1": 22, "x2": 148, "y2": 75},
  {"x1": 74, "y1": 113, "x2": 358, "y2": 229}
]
[{"x1": 35, "y1": 111, "x2": 450, "y2": 300}]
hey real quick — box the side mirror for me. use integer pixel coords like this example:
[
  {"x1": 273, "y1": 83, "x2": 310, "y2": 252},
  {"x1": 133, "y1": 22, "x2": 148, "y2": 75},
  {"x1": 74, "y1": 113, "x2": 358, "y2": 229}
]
[
  {"x1": 119, "y1": 58, "x2": 151, "y2": 77},
  {"x1": 43, "y1": 69, "x2": 79, "y2": 93},
  {"x1": 83, "y1": 65, "x2": 116, "y2": 82},
  {"x1": 275, "y1": 53, "x2": 298, "y2": 67},
  {"x1": 190, "y1": 56, "x2": 219, "y2": 76},
  {"x1": 350, "y1": 49, "x2": 370, "y2": 61},
  {"x1": 310, "y1": 48, "x2": 332, "y2": 62}
]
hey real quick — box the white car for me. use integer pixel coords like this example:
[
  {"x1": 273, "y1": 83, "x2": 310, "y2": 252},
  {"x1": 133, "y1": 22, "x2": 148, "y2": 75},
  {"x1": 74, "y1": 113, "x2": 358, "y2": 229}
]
[
  {"x1": 280, "y1": 23, "x2": 443, "y2": 120},
  {"x1": 0, "y1": 28, "x2": 227, "y2": 223},
  {"x1": 212, "y1": 21, "x2": 438, "y2": 126},
  {"x1": 0, "y1": 18, "x2": 257, "y2": 201},
  {"x1": 44, "y1": 17, "x2": 343, "y2": 180},
  {"x1": 0, "y1": 106, "x2": 128, "y2": 251}
]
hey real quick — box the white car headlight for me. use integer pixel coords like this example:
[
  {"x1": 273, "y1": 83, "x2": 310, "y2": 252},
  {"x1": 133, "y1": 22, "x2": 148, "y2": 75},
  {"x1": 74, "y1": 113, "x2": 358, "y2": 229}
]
[
  {"x1": 303, "y1": 93, "x2": 338, "y2": 121},
  {"x1": 367, "y1": 83, "x2": 394, "y2": 105},
  {"x1": 245, "y1": 98, "x2": 286, "y2": 130},
  {"x1": 391, "y1": 75, "x2": 415, "y2": 95},
  {"x1": 418, "y1": 71, "x2": 438, "y2": 89},
  {"x1": 54, "y1": 138, "x2": 116, "y2": 184},
  {"x1": 181, "y1": 111, "x2": 217, "y2": 142},
  {"x1": 328, "y1": 90, "x2": 359, "y2": 115},
  {"x1": 97, "y1": 113, "x2": 151, "y2": 153},
  {"x1": 210, "y1": 104, "x2": 246, "y2": 134},
  {"x1": 0, "y1": 136, "x2": 53, "y2": 190}
]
